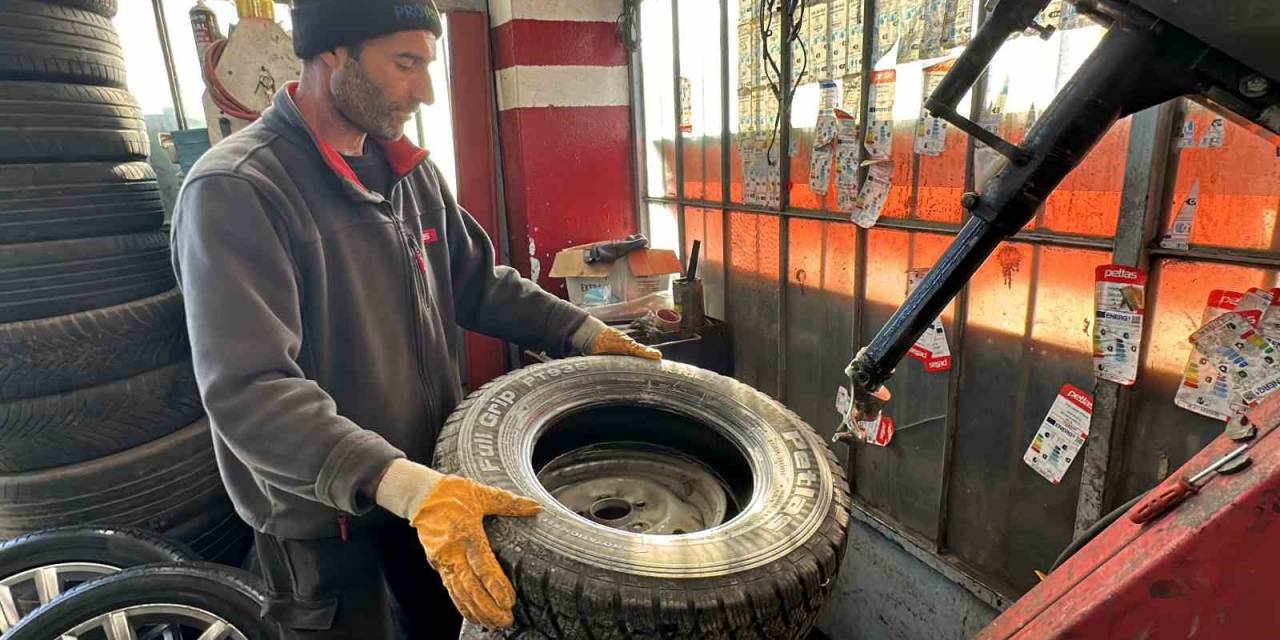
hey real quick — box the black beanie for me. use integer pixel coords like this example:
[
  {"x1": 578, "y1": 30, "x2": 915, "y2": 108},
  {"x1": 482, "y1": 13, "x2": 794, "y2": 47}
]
[{"x1": 291, "y1": 0, "x2": 443, "y2": 59}]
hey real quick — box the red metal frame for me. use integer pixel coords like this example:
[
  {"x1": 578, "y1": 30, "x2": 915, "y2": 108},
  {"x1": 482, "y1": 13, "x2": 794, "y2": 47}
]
[
  {"x1": 445, "y1": 11, "x2": 507, "y2": 389},
  {"x1": 980, "y1": 395, "x2": 1280, "y2": 638}
]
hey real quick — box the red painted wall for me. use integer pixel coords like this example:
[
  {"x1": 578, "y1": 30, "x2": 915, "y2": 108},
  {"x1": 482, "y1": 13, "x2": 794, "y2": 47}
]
[
  {"x1": 492, "y1": 14, "x2": 637, "y2": 298},
  {"x1": 446, "y1": 11, "x2": 507, "y2": 388}
]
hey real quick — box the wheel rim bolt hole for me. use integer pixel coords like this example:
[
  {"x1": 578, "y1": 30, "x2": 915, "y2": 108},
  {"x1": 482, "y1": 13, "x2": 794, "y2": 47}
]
[{"x1": 590, "y1": 498, "x2": 633, "y2": 522}]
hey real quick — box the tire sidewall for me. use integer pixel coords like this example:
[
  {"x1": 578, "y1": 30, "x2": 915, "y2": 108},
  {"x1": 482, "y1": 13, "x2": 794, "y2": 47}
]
[
  {"x1": 0, "y1": 527, "x2": 194, "y2": 579},
  {"x1": 438, "y1": 356, "x2": 839, "y2": 581},
  {"x1": 4, "y1": 564, "x2": 273, "y2": 640}
]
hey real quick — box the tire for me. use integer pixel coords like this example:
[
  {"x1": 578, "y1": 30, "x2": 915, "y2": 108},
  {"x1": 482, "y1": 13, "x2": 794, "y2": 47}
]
[
  {"x1": 0, "y1": 361, "x2": 204, "y2": 472},
  {"x1": 0, "y1": 161, "x2": 163, "y2": 244},
  {"x1": 0, "y1": 81, "x2": 147, "y2": 163},
  {"x1": 1, "y1": 563, "x2": 274, "y2": 640},
  {"x1": 0, "y1": 0, "x2": 124, "y2": 88},
  {"x1": 0, "y1": 230, "x2": 169, "y2": 282},
  {"x1": 0, "y1": 526, "x2": 195, "y2": 629},
  {"x1": 0, "y1": 0, "x2": 126, "y2": 88},
  {"x1": 43, "y1": 0, "x2": 116, "y2": 18},
  {"x1": 0, "y1": 233, "x2": 175, "y2": 324},
  {"x1": 0, "y1": 418, "x2": 228, "y2": 545},
  {"x1": 0, "y1": 288, "x2": 189, "y2": 402},
  {"x1": 181, "y1": 505, "x2": 254, "y2": 567},
  {"x1": 435, "y1": 357, "x2": 851, "y2": 640}
]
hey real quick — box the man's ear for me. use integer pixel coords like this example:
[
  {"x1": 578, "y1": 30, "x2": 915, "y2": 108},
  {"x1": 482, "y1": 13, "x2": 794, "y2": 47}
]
[{"x1": 317, "y1": 48, "x2": 348, "y2": 70}]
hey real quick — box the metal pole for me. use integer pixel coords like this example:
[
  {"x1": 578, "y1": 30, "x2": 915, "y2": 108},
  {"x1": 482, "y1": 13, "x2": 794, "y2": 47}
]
[
  {"x1": 151, "y1": 0, "x2": 188, "y2": 130},
  {"x1": 628, "y1": 0, "x2": 651, "y2": 241},
  {"x1": 936, "y1": 0, "x2": 988, "y2": 555},
  {"x1": 1072, "y1": 100, "x2": 1179, "y2": 536},
  {"x1": 671, "y1": 0, "x2": 686, "y2": 258},
  {"x1": 719, "y1": 0, "x2": 733, "y2": 331},
  {"x1": 720, "y1": 0, "x2": 731, "y2": 208}
]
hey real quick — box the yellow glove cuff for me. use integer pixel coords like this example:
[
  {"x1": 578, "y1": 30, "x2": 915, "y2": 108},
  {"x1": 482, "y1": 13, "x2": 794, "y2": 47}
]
[{"x1": 374, "y1": 458, "x2": 444, "y2": 520}]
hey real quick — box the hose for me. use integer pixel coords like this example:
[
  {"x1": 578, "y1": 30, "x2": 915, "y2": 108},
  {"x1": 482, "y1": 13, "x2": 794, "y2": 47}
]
[
  {"x1": 201, "y1": 38, "x2": 261, "y2": 122},
  {"x1": 1049, "y1": 490, "x2": 1147, "y2": 572}
]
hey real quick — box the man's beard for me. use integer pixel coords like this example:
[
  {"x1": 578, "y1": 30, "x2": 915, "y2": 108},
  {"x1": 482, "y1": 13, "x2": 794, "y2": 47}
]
[{"x1": 332, "y1": 61, "x2": 410, "y2": 141}]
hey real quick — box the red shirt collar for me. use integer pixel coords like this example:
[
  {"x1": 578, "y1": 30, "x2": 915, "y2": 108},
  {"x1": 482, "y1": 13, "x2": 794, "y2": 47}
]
[{"x1": 284, "y1": 82, "x2": 428, "y2": 189}]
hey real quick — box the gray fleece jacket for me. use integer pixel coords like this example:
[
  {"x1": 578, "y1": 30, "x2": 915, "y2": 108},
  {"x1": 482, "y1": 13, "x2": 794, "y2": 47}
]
[{"x1": 172, "y1": 84, "x2": 596, "y2": 539}]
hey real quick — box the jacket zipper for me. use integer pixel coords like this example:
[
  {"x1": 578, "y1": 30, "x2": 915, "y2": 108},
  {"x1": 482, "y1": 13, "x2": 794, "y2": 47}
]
[
  {"x1": 336, "y1": 191, "x2": 438, "y2": 540},
  {"x1": 388, "y1": 204, "x2": 437, "y2": 428}
]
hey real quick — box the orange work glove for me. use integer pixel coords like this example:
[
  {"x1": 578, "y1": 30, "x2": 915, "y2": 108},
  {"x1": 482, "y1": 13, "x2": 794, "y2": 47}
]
[
  {"x1": 375, "y1": 459, "x2": 540, "y2": 629},
  {"x1": 588, "y1": 327, "x2": 662, "y2": 360}
]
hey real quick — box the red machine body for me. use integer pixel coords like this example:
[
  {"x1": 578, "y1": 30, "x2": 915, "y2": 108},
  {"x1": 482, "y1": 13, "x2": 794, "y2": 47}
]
[{"x1": 980, "y1": 395, "x2": 1280, "y2": 639}]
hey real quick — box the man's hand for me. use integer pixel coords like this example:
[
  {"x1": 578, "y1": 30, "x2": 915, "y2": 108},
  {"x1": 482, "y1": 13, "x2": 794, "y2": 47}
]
[
  {"x1": 412, "y1": 477, "x2": 540, "y2": 629},
  {"x1": 588, "y1": 327, "x2": 662, "y2": 360},
  {"x1": 375, "y1": 459, "x2": 540, "y2": 630}
]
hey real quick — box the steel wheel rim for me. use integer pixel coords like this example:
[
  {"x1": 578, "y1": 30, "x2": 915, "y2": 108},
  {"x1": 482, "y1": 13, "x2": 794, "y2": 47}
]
[
  {"x1": 0, "y1": 562, "x2": 118, "y2": 632},
  {"x1": 62, "y1": 603, "x2": 248, "y2": 640},
  {"x1": 538, "y1": 442, "x2": 734, "y2": 535}
]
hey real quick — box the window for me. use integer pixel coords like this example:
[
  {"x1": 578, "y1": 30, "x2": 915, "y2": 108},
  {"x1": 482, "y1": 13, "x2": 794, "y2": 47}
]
[
  {"x1": 634, "y1": 0, "x2": 1276, "y2": 606},
  {"x1": 113, "y1": 1, "x2": 459, "y2": 202},
  {"x1": 114, "y1": 1, "x2": 183, "y2": 215}
]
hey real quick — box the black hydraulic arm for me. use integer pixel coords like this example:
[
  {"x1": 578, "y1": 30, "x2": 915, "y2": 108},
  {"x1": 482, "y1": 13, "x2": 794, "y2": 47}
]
[{"x1": 845, "y1": 0, "x2": 1215, "y2": 411}]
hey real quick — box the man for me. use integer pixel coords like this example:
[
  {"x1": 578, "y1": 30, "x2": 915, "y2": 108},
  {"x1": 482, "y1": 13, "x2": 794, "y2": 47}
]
[{"x1": 170, "y1": 1, "x2": 660, "y2": 637}]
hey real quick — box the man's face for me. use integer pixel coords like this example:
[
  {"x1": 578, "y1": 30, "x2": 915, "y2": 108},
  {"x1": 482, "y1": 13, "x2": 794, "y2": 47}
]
[{"x1": 331, "y1": 30, "x2": 437, "y2": 141}]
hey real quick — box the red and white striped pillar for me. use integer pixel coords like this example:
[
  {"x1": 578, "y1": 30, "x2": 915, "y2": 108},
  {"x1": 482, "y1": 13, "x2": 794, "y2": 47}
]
[{"x1": 489, "y1": 0, "x2": 638, "y2": 296}]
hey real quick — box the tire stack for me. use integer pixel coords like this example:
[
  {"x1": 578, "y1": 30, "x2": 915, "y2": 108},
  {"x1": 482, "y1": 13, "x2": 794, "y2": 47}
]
[{"x1": 0, "y1": 0, "x2": 251, "y2": 565}]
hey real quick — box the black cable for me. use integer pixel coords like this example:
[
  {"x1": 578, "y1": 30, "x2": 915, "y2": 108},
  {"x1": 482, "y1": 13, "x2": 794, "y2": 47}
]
[
  {"x1": 1048, "y1": 490, "x2": 1148, "y2": 572},
  {"x1": 757, "y1": 0, "x2": 808, "y2": 166}
]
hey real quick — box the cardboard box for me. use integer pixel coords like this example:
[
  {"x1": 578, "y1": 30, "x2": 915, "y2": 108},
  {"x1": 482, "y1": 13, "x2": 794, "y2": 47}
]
[{"x1": 549, "y1": 243, "x2": 683, "y2": 306}]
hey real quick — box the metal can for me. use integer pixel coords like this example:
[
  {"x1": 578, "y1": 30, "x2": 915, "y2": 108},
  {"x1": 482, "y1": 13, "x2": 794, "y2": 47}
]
[
  {"x1": 189, "y1": 0, "x2": 222, "y2": 61},
  {"x1": 672, "y1": 278, "x2": 706, "y2": 329},
  {"x1": 234, "y1": 0, "x2": 276, "y2": 20}
]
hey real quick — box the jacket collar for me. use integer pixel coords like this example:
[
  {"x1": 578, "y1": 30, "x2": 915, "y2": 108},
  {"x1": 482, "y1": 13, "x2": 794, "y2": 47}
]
[{"x1": 263, "y1": 82, "x2": 429, "y2": 203}]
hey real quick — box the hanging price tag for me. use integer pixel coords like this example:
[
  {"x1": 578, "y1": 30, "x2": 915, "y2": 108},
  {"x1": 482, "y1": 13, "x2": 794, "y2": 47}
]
[
  {"x1": 830, "y1": 0, "x2": 849, "y2": 77},
  {"x1": 1092, "y1": 264, "x2": 1147, "y2": 386},
  {"x1": 906, "y1": 268, "x2": 952, "y2": 372},
  {"x1": 975, "y1": 76, "x2": 1009, "y2": 156},
  {"x1": 920, "y1": 0, "x2": 949, "y2": 60},
  {"x1": 846, "y1": 0, "x2": 866, "y2": 75},
  {"x1": 1175, "y1": 120, "x2": 1196, "y2": 149},
  {"x1": 1059, "y1": 3, "x2": 1092, "y2": 30},
  {"x1": 1199, "y1": 117, "x2": 1226, "y2": 148},
  {"x1": 679, "y1": 77, "x2": 693, "y2": 133},
  {"x1": 942, "y1": 0, "x2": 973, "y2": 49},
  {"x1": 875, "y1": 0, "x2": 900, "y2": 61},
  {"x1": 1191, "y1": 311, "x2": 1280, "y2": 417},
  {"x1": 1159, "y1": 180, "x2": 1199, "y2": 250},
  {"x1": 1234, "y1": 287, "x2": 1275, "y2": 327},
  {"x1": 814, "y1": 81, "x2": 840, "y2": 147},
  {"x1": 850, "y1": 160, "x2": 893, "y2": 228},
  {"x1": 915, "y1": 60, "x2": 953, "y2": 157},
  {"x1": 1261, "y1": 289, "x2": 1280, "y2": 338},
  {"x1": 834, "y1": 111, "x2": 861, "y2": 212},
  {"x1": 810, "y1": 81, "x2": 842, "y2": 196},
  {"x1": 897, "y1": 0, "x2": 926, "y2": 64},
  {"x1": 856, "y1": 413, "x2": 896, "y2": 447},
  {"x1": 1242, "y1": 368, "x2": 1280, "y2": 407},
  {"x1": 1175, "y1": 290, "x2": 1242, "y2": 421},
  {"x1": 808, "y1": 1, "x2": 830, "y2": 79},
  {"x1": 1024, "y1": 384, "x2": 1093, "y2": 485},
  {"x1": 810, "y1": 147, "x2": 834, "y2": 196},
  {"x1": 840, "y1": 74, "x2": 862, "y2": 125},
  {"x1": 864, "y1": 70, "x2": 896, "y2": 160}
]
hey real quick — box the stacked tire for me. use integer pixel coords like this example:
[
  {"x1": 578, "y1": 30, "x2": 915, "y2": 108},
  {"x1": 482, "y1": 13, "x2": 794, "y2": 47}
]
[{"x1": 0, "y1": 0, "x2": 251, "y2": 566}]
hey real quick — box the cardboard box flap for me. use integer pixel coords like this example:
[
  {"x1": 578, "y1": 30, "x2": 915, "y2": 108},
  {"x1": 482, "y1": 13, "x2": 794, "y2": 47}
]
[
  {"x1": 627, "y1": 249, "x2": 683, "y2": 277},
  {"x1": 549, "y1": 245, "x2": 612, "y2": 278}
]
